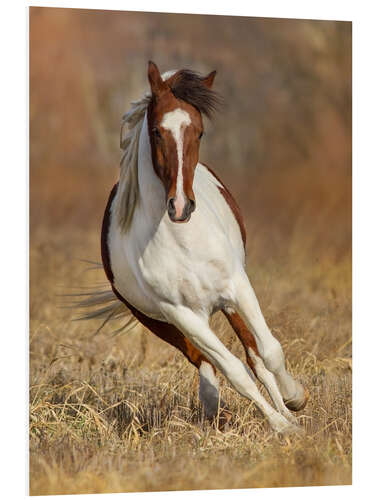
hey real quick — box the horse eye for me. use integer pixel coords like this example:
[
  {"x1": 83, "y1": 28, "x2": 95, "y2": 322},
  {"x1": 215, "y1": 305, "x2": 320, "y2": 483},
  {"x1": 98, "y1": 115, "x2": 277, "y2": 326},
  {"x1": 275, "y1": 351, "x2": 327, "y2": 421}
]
[
  {"x1": 198, "y1": 131, "x2": 204, "y2": 140},
  {"x1": 152, "y1": 127, "x2": 161, "y2": 138}
]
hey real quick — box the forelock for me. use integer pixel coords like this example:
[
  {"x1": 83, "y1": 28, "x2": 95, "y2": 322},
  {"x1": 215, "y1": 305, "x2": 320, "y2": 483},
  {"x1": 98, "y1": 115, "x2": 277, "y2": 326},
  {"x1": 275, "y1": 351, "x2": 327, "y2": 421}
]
[{"x1": 166, "y1": 69, "x2": 222, "y2": 119}]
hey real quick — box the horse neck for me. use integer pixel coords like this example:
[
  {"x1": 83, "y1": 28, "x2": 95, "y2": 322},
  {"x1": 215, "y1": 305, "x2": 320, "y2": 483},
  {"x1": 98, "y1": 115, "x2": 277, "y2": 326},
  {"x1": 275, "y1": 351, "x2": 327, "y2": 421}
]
[{"x1": 137, "y1": 112, "x2": 166, "y2": 221}]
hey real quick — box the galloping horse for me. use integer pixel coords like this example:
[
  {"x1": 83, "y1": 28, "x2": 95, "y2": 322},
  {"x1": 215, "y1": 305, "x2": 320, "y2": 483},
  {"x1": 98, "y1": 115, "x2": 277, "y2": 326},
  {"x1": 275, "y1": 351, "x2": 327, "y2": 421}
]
[{"x1": 85, "y1": 62, "x2": 308, "y2": 434}]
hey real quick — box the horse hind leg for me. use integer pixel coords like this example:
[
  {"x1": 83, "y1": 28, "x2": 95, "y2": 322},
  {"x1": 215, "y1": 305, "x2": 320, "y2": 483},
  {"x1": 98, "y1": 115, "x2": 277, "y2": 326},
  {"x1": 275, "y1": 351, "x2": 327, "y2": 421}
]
[
  {"x1": 161, "y1": 332, "x2": 232, "y2": 429},
  {"x1": 198, "y1": 360, "x2": 232, "y2": 429},
  {"x1": 129, "y1": 309, "x2": 230, "y2": 427}
]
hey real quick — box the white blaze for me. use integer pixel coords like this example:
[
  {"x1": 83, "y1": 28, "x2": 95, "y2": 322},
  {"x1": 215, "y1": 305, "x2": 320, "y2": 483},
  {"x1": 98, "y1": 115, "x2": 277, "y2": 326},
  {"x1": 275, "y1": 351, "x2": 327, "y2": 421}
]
[{"x1": 161, "y1": 108, "x2": 191, "y2": 218}]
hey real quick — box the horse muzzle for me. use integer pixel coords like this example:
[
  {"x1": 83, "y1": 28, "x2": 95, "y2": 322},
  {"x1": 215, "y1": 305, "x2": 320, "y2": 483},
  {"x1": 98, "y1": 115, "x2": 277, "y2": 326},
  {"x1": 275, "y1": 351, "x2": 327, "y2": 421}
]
[{"x1": 167, "y1": 197, "x2": 196, "y2": 223}]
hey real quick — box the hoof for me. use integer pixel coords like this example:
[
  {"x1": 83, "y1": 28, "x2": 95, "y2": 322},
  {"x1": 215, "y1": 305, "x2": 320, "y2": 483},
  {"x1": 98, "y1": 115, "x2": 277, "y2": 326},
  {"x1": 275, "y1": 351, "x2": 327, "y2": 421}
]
[
  {"x1": 206, "y1": 407, "x2": 232, "y2": 431},
  {"x1": 284, "y1": 386, "x2": 310, "y2": 412},
  {"x1": 280, "y1": 409, "x2": 299, "y2": 426},
  {"x1": 270, "y1": 413, "x2": 304, "y2": 436},
  {"x1": 278, "y1": 422, "x2": 305, "y2": 437},
  {"x1": 217, "y1": 408, "x2": 233, "y2": 431}
]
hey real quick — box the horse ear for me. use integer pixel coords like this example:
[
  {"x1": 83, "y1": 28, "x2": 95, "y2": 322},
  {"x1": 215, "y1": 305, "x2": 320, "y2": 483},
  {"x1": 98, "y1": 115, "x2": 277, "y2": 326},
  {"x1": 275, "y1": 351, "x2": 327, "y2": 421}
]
[
  {"x1": 202, "y1": 70, "x2": 217, "y2": 89},
  {"x1": 148, "y1": 61, "x2": 168, "y2": 97}
]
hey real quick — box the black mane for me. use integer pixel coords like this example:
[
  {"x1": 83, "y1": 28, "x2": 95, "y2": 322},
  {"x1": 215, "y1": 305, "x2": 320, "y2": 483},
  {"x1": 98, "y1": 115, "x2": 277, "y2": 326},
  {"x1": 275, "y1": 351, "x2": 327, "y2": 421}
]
[{"x1": 168, "y1": 69, "x2": 222, "y2": 119}]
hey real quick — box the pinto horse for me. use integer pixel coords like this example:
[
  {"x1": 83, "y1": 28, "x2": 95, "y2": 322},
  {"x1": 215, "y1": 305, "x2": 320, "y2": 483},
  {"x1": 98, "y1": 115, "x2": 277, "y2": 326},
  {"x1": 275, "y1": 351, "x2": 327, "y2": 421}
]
[{"x1": 83, "y1": 62, "x2": 308, "y2": 434}]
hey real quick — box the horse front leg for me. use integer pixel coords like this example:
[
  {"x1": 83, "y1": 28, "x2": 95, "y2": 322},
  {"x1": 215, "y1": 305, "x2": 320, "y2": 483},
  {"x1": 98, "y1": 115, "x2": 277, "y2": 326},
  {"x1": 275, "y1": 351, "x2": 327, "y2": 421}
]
[
  {"x1": 223, "y1": 308, "x2": 297, "y2": 423},
  {"x1": 160, "y1": 303, "x2": 302, "y2": 435},
  {"x1": 234, "y1": 272, "x2": 309, "y2": 412}
]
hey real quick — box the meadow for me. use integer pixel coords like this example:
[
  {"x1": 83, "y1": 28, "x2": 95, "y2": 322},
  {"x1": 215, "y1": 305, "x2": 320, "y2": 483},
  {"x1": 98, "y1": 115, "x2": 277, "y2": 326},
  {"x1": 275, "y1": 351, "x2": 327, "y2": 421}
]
[{"x1": 29, "y1": 8, "x2": 351, "y2": 495}]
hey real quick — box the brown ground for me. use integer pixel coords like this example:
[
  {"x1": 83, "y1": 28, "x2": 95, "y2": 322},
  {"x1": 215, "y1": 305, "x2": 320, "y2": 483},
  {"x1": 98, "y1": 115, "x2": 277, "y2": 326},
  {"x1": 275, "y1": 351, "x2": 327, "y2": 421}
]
[{"x1": 29, "y1": 8, "x2": 351, "y2": 495}]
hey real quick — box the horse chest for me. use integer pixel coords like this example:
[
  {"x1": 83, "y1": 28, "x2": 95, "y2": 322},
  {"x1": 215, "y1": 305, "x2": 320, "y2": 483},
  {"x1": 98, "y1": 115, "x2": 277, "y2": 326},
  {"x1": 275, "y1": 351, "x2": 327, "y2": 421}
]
[{"x1": 108, "y1": 214, "x2": 236, "y2": 318}]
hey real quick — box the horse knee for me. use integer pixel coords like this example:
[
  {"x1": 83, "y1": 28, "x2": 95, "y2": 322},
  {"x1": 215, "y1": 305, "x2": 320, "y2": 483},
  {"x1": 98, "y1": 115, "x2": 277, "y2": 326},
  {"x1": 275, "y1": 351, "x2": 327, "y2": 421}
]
[{"x1": 262, "y1": 338, "x2": 285, "y2": 374}]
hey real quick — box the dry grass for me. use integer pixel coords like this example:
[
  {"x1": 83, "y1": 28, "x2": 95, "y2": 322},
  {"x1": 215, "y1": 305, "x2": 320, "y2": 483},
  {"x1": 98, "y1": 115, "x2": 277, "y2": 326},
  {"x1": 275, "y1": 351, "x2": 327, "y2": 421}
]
[
  {"x1": 29, "y1": 8, "x2": 351, "y2": 495},
  {"x1": 30, "y1": 313, "x2": 351, "y2": 495}
]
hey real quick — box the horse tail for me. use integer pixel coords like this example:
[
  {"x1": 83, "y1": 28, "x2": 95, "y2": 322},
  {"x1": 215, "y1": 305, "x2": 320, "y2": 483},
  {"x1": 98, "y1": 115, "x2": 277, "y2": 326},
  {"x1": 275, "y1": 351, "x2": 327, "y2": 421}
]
[{"x1": 62, "y1": 261, "x2": 139, "y2": 337}]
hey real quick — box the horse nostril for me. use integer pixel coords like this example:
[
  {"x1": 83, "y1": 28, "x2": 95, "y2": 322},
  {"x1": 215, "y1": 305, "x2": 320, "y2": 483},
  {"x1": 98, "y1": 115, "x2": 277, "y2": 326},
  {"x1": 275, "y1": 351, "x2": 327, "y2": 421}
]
[
  {"x1": 167, "y1": 198, "x2": 176, "y2": 216},
  {"x1": 189, "y1": 199, "x2": 196, "y2": 212}
]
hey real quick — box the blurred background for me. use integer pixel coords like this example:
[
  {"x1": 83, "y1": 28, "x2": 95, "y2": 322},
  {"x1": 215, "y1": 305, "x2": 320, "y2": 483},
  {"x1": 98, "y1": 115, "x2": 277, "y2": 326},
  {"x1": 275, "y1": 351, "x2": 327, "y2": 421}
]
[
  {"x1": 29, "y1": 8, "x2": 351, "y2": 494},
  {"x1": 30, "y1": 6, "x2": 351, "y2": 339},
  {"x1": 30, "y1": 7, "x2": 351, "y2": 240}
]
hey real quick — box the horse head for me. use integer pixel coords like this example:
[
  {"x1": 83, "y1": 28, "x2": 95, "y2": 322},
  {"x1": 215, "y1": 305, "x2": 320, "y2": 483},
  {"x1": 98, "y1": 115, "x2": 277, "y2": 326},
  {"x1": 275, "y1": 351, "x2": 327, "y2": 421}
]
[{"x1": 147, "y1": 61, "x2": 217, "y2": 223}]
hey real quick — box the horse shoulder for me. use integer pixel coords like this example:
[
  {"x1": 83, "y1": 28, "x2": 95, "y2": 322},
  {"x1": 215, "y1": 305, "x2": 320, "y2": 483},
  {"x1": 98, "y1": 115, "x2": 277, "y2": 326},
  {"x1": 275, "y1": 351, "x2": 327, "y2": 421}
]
[
  {"x1": 199, "y1": 162, "x2": 247, "y2": 248},
  {"x1": 101, "y1": 182, "x2": 165, "y2": 319}
]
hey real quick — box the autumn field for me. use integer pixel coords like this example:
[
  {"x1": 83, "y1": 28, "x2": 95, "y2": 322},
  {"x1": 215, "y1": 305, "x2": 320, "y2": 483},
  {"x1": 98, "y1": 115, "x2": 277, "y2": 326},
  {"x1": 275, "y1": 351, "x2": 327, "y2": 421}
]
[{"x1": 29, "y1": 8, "x2": 352, "y2": 495}]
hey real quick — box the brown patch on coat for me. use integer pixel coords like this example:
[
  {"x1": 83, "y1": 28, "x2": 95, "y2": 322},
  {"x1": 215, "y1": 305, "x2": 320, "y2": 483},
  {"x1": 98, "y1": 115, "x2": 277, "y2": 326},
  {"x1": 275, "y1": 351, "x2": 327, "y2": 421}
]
[
  {"x1": 101, "y1": 182, "x2": 118, "y2": 284},
  {"x1": 223, "y1": 309, "x2": 259, "y2": 373},
  {"x1": 202, "y1": 163, "x2": 247, "y2": 247}
]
